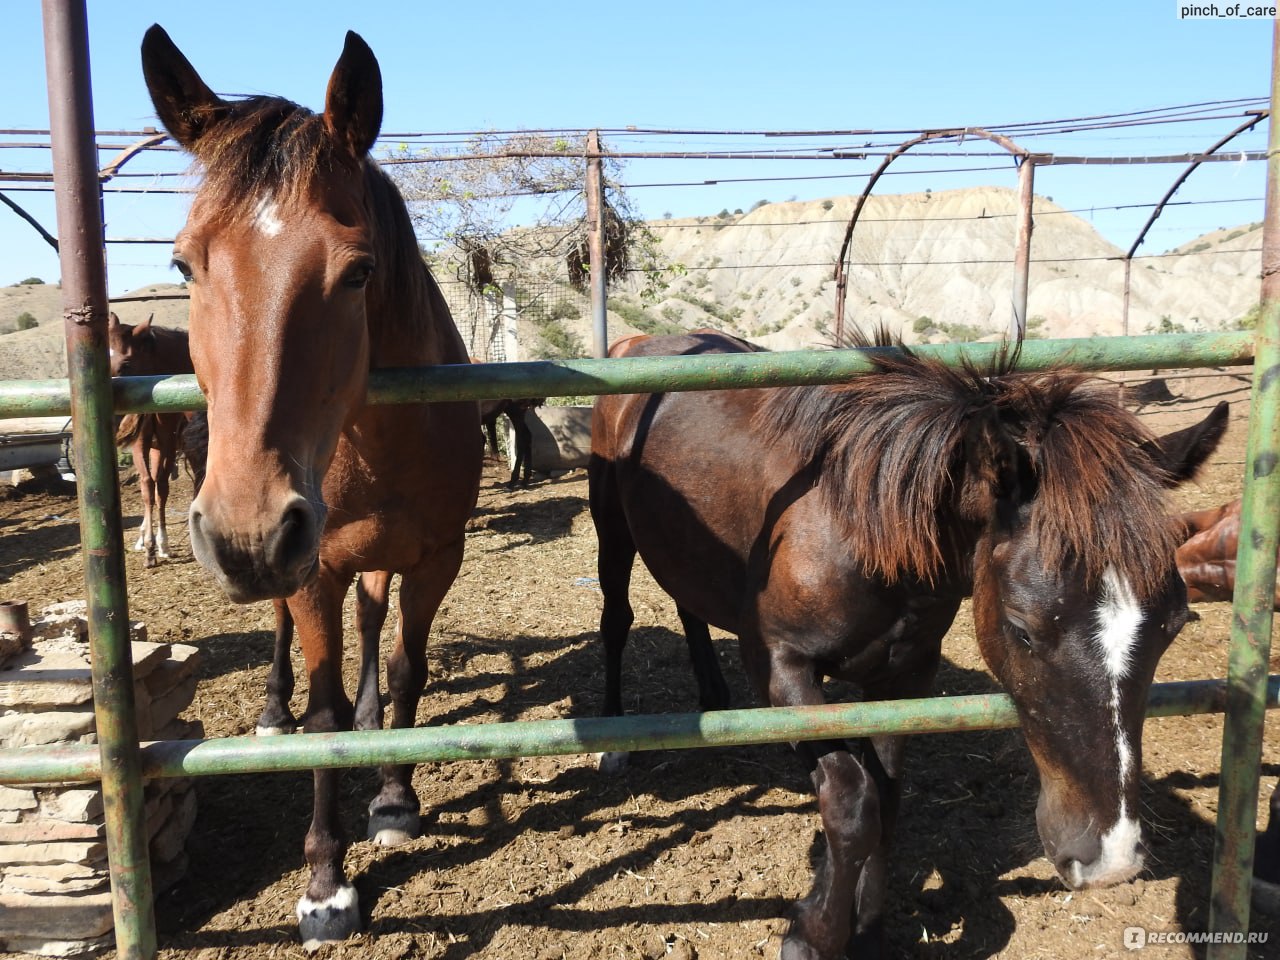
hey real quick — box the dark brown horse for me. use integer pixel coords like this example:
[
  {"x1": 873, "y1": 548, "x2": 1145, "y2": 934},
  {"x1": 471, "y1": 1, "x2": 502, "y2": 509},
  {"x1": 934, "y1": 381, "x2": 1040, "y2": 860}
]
[
  {"x1": 142, "y1": 26, "x2": 482, "y2": 947},
  {"x1": 590, "y1": 330, "x2": 1226, "y2": 959},
  {"x1": 479, "y1": 396, "x2": 545, "y2": 488},
  {"x1": 107, "y1": 313, "x2": 193, "y2": 567}
]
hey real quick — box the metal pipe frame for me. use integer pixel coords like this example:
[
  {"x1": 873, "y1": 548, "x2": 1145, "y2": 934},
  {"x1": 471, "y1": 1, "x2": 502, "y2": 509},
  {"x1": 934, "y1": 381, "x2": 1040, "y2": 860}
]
[{"x1": 9, "y1": 5, "x2": 1277, "y2": 956}]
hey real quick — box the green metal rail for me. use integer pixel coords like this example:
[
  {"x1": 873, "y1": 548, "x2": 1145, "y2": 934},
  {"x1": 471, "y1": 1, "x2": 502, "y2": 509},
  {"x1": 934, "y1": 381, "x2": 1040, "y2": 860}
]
[
  {"x1": 0, "y1": 677, "x2": 1276, "y2": 786},
  {"x1": 0, "y1": 331, "x2": 1258, "y2": 419}
]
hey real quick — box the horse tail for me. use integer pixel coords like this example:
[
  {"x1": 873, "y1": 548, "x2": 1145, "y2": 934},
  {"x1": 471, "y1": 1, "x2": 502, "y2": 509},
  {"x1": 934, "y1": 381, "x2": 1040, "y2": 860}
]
[
  {"x1": 116, "y1": 414, "x2": 143, "y2": 447},
  {"x1": 182, "y1": 411, "x2": 209, "y2": 495}
]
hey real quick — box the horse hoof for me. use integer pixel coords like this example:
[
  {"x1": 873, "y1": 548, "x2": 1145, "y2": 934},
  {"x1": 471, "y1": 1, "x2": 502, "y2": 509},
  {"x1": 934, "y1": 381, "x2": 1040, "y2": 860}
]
[
  {"x1": 255, "y1": 722, "x2": 296, "y2": 736},
  {"x1": 296, "y1": 883, "x2": 360, "y2": 951},
  {"x1": 367, "y1": 803, "x2": 420, "y2": 846},
  {"x1": 596, "y1": 750, "x2": 631, "y2": 774},
  {"x1": 1254, "y1": 875, "x2": 1280, "y2": 916}
]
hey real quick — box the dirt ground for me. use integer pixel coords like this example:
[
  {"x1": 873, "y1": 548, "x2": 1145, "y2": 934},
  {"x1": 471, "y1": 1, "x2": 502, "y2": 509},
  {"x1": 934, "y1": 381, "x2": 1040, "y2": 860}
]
[{"x1": 1, "y1": 370, "x2": 1277, "y2": 960}]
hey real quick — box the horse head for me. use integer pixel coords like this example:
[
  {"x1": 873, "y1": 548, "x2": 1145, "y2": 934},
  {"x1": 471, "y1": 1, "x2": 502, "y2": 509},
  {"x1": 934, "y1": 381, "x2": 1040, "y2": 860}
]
[
  {"x1": 970, "y1": 395, "x2": 1228, "y2": 889},
  {"x1": 141, "y1": 25, "x2": 383, "y2": 601}
]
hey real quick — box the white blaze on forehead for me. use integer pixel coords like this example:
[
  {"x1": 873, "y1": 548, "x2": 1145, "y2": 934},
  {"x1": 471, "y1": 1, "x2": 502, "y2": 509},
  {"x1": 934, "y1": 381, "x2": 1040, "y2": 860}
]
[
  {"x1": 1095, "y1": 567, "x2": 1142, "y2": 681},
  {"x1": 1083, "y1": 566, "x2": 1145, "y2": 887},
  {"x1": 252, "y1": 197, "x2": 285, "y2": 237}
]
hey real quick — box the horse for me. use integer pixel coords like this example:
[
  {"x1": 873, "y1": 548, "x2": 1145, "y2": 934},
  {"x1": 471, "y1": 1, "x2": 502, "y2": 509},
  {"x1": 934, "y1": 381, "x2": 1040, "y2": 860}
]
[
  {"x1": 1171, "y1": 496, "x2": 1280, "y2": 914},
  {"x1": 142, "y1": 26, "x2": 482, "y2": 947},
  {"x1": 589, "y1": 330, "x2": 1227, "y2": 959},
  {"x1": 1175, "y1": 498, "x2": 1280, "y2": 608},
  {"x1": 479, "y1": 396, "x2": 545, "y2": 488},
  {"x1": 107, "y1": 312, "x2": 194, "y2": 567}
]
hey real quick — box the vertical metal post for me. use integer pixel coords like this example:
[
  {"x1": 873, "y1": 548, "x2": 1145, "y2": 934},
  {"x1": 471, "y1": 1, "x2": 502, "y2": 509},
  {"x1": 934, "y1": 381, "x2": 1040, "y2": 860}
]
[
  {"x1": 1206, "y1": 18, "x2": 1280, "y2": 959},
  {"x1": 1011, "y1": 157, "x2": 1035, "y2": 340},
  {"x1": 586, "y1": 130, "x2": 608, "y2": 359},
  {"x1": 40, "y1": 3, "x2": 156, "y2": 959},
  {"x1": 1121, "y1": 257, "x2": 1133, "y2": 339}
]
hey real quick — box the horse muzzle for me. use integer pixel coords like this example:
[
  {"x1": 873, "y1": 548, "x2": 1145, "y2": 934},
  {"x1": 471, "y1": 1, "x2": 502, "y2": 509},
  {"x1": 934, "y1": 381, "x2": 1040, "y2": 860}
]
[
  {"x1": 189, "y1": 493, "x2": 325, "y2": 602},
  {"x1": 1039, "y1": 802, "x2": 1145, "y2": 890}
]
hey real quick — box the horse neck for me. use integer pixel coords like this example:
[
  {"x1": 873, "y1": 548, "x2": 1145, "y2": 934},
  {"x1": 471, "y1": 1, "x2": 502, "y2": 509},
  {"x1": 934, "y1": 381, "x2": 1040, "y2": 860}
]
[{"x1": 362, "y1": 167, "x2": 468, "y2": 369}]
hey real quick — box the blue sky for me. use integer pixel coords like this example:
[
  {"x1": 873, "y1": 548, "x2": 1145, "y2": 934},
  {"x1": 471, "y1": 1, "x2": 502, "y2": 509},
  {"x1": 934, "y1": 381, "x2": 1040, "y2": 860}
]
[{"x1": 0, "y1": 1, "x2": 1273, "y2": 295}]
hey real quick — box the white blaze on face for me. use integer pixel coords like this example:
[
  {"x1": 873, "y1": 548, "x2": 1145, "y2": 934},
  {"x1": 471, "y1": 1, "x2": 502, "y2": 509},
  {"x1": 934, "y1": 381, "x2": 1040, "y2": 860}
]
[
  {"x1": 252, "y1": 197, "x2": 285, "y2": 237},
  {"x1": 1076, "y1": 566, "x2": 1145, "y2": 886}
]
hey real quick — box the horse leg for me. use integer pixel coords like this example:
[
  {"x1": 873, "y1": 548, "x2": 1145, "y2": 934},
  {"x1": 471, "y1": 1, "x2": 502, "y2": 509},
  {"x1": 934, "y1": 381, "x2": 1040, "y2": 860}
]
[
  {"x1": 504, "y1": 411, "x2": 523, "y2": 488},
  {"x1": 132, "y1": 439, "x2": 157, "y2": 567},
  {"x1": 761, "y1": 647, "x2": 881, "y2": 960},
  {"x1": 353, "y1": 571, "x2": 392, "y2": 733},
  {"x1": 675, "y1": 606, "x2": 730, "y2": 711},
  {"x1": 367, "y1": 543, "x2": 462, "y2": 846},
  {"x1": 256, "y1": 599, "x2": 297, "y2": 735},
  {"x1": 150, "y1": 443, "x2": 172, "y2": 559},
  {"x1": 515, "y1": 411, "x2": 535, "y2": 487},
  {"x1": 288, "y1": 574, "x2": 360, "y2": 948},
  {"x1": 1255, "y1": 777, "x2": 1280, "y2": 914},
  {"x1": 843, "y1": 669, "x2": 937, "y2": 955},
  {"x1": 591, "y1": 472, "x2": 638, "y2": 772}
]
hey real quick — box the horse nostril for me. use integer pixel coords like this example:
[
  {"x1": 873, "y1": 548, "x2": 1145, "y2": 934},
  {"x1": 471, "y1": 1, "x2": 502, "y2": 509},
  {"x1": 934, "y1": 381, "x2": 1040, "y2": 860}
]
[{"x1": 266, "y1": 501, "x2": 318, "y2": 576}]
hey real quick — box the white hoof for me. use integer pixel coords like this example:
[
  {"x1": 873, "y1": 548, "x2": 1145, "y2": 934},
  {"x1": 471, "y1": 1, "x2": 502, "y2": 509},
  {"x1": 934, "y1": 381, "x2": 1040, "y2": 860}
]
[
  {"x1": 255, "y1": 723, "x2": 295, "y2": 737},
  {"x1": 596, "y1": 750, "x2": 632, "y2": 774},
  {"x1": 296, "y1": 883, "x2": 360, "y2": 951},
  {"x1": 371, "y1": 827, "x2": 414, "y2": 847}
]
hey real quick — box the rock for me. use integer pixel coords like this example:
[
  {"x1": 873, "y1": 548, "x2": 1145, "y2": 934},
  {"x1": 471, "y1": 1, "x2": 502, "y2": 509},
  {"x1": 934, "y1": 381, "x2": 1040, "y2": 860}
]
[
  {"x1": 0, "y1": 786, "x2": 37, "y2": 813},
  {"x1": 0, "y1": 820, "x2": 103, "y2": 843},
  {"x1": 0, "y1": 890, "x2": 114, "y2": 940},
  {"x1": 0, "y1": 708, "x2": 96, "y2": 748},
  {"x1": 36, "y1": 789, "x2": 102, "y2": 823},
  {"x1": 0, "y1": 840, "x2": 107, "y2": 866}
]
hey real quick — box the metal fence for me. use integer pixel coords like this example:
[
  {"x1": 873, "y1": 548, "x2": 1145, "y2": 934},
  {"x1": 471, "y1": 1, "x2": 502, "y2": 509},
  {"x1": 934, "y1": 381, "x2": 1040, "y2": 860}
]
[{"x1": 0, "y1": 7, "x2": 1276, "y2": 960}]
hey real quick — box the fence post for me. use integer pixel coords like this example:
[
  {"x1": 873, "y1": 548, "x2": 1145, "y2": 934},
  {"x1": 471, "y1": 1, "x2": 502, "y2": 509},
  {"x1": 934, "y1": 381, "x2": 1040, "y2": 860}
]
[
  {"x1": 586, "y1": 130, "x2": 608, "y2": 359},
  {"x1": 40, "y1": 2, "x2": 156, "y2": 958},
  {"x1": 1011, "y1": 157, "x2": 1035, "y2": 340},
  {"x1": 1206, "y1": 17, "x2": 1280, "y2": 958}
]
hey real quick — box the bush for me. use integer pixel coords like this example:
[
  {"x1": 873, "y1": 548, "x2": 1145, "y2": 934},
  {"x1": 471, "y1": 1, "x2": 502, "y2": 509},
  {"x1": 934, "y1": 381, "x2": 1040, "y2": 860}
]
[
  {"x1": 14, "y1": 311, "x2": 38, "y2": 331},
  {"x1": 17, "y1": 277, "x2": 44, "y2": 286}
]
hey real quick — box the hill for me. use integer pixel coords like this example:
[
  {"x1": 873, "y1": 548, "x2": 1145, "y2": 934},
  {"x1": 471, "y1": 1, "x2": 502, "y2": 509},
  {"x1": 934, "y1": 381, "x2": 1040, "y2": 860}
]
[{"x1": 0, "y1": 186, "x2": 1263, "y2": 379}]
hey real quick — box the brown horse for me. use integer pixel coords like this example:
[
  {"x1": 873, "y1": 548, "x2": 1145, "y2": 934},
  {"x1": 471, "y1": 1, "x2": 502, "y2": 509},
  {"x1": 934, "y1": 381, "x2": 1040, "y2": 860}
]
[
  {"x1": 1175, "y1": 498, "x2": 1280, "y2": 608},
  {"x1": 1172, "y1": 496, "x2": 1280, "y2": 914},
  {"x1": 590, "y1": 330, "x2": 1226, "y2": 959},
  {"x1": 142, "y1": 26, "x2": 482, "y2": 947},
  {"x1": 107, "y1": 313, "x2": 193, "y2": 567},
  {"x1": 479, "y1": 396, "x2": 545, "y2": 488}
]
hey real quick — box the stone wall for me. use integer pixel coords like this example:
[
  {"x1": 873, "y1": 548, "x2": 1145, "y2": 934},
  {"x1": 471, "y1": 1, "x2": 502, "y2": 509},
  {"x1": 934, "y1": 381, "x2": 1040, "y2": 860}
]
[{"x1": 0, "y1": 601, "x2": 202, "y2": 956}]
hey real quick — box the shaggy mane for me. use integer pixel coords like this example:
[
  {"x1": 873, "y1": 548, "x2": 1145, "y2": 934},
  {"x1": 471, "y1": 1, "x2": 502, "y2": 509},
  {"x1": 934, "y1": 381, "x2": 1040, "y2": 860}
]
[{"x1": 756, "y1": 338, "x2": 1180, "y2": 598}]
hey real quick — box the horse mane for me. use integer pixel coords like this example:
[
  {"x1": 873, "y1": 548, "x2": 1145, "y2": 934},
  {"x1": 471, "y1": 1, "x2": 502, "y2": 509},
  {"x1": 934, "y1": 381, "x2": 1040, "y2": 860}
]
[
  {"x1": 756, "y1": 333, "x2": 1180, "y2": 598},
  {"x1": 186, "y1": 95, "x2": 436, "y2": 339}
]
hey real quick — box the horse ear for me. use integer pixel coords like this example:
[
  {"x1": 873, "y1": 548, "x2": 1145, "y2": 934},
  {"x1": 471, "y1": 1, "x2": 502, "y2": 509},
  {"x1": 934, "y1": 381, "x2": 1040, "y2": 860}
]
[
  {"x1": 323, "y1": 31, "x2": 383, "y2": 161},
  {"x1": 134, "y1": 314, "x2": 154, "y2": 341},
  {"x1": 141, "y1": 25, "x2": 226, "y2": 150},
  {"x1": 1141, "y1": 400, "x2": 1229, "y2": 486},
  {"x1": 107, "y1": 312, "x2": 120, "y2": 329}
]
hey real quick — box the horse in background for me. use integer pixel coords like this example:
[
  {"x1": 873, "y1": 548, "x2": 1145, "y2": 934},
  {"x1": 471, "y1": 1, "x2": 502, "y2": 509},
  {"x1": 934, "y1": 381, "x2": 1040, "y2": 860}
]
[
  {"x1": 479, "y1": 396, "x2": 545, "y2": 488},
  {"x1": 107, "y1": 312, "x2": 194, "y2": 568},
  {"x1": 143, "y1": 25, "x2": 481, "y2": 948},
  {"x1": 590, "y1": 330, "x2": 1227, "y2": 958},
  {"x1": 1171, "y1": 494, "x2": 1280, "y2": 915}
]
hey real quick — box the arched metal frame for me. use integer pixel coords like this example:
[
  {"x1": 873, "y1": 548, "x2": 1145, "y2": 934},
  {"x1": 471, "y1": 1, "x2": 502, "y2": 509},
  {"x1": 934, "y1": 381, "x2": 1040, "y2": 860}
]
[
  {"x1": 3, "y1": 5, "x2": 1276, "y2": 960},
  {"x1": 831, "y1": 128, "x2": 1040, "y2": 342}
]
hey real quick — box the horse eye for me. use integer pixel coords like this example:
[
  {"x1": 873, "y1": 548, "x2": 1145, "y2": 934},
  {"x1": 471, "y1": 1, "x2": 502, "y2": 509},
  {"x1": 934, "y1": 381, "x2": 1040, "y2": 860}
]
[
  {"x1": 344, "y1": 261, "x2": 374, "y2": 288},
  {"x1": 170, "y1": 256, "x2": 193, "y2": 282},
  {"x1": 1004, "y1": 617, "x2": 1034, "y2": 652}
]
